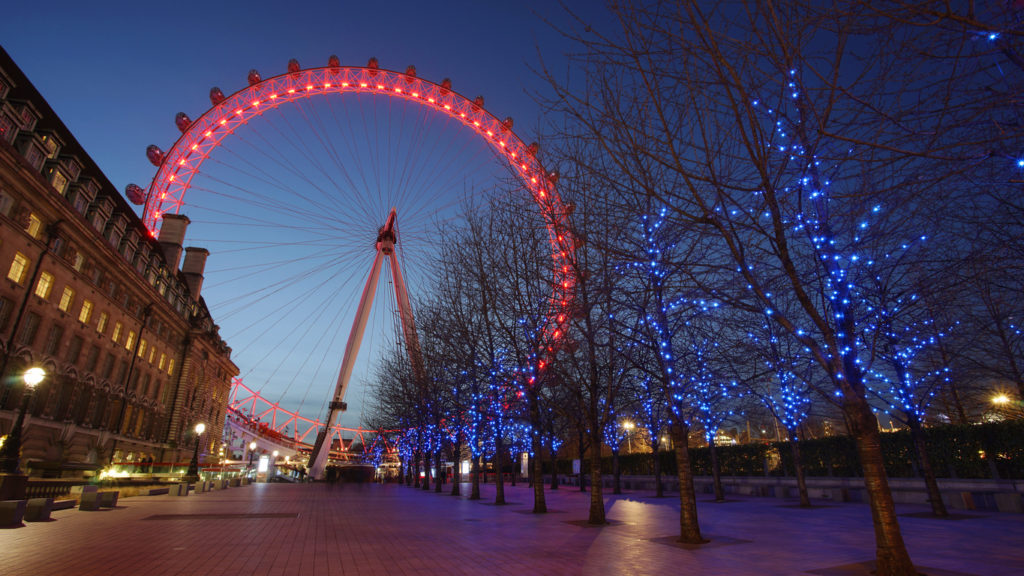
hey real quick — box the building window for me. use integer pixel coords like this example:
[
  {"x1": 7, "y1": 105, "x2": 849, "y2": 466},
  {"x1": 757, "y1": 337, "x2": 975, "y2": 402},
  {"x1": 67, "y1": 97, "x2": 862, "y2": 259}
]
[
  {"x1": 72, "y1": 251, "x2": 84, "y2": 272},
  {"x1": 125, "y1": 330, "x2": 136, "y2": 351},
  {"x1": 58, "y1": 286, "x2": 75, "y2": 312},
  {"x1": 67, "y1": 335, "x2": 84, "y2": 365},
  {"x1": 148, "y1": 347, "x2": 155, "y2": 364},
  {"x1": 85, "y1": 345, "x2": 100, "y2": 372},
  {"x1": 167, "y1": 358, "x2": 175, "y2": 376},
  {"x1": 18, "y1": 312, "x2": 40, "y2": 346},
  {"x1": 35, "y1": 271, "x2": 54, "y2": 299},
  {"x1": 158, "y1": 352, "x2": 166, "y2": 371},
  {"x1": 138, "y1": 339, "x2": 147, "y2": 358},
  {"x1": 0, "y1": 297, "x2": 12, "y2": 331},
  {"x1": 96, "y1": 311, "x2": 108, "y2": 334},
  {"x1": 43, "y1": 324, "x2": 64, "y2": 356},
  {"x1": 0, "y1": 191, "x2": 12, "y2": 217},
  {"x1": 100, "y1": 354, "x2": 115, "y2": 379},
  {"x1": 26, "y1": 213, "x2": 43, "y2": 239},
  {"x1": 8, "y1": 252, "x2": 30, "y2": 284},
  {"x1": 112, "y1": 321, "x2": 122, "y2": 343},
  {"x1": 79, "y1": 300, "x2": 93, "y2": 324}
]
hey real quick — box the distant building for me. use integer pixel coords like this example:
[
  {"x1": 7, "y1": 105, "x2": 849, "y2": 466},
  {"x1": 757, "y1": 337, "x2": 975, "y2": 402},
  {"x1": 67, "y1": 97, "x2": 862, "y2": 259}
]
[{"x1": 0, "y1": 46, "x2": 237, "y2": 477}]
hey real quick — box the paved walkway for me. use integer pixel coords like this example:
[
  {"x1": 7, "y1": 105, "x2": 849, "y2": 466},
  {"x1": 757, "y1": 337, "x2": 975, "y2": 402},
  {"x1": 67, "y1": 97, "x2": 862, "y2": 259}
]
[{"x1": 2, "y1": 480, "x2": 1022, "y2": 575}]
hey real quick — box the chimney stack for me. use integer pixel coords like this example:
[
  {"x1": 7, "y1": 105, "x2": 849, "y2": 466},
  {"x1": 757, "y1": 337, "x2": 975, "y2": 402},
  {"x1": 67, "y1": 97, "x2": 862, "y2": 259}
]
[
  {"x1": 181, "y1": 247, "x2": 209, "y2": 301},
  {"x1": 158, "y1": 214, "x2": 190, "y2": 270}
]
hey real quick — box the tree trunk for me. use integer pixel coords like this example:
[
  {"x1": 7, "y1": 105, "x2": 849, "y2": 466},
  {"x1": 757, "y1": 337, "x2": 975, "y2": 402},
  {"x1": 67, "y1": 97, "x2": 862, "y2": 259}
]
[
  {"x1": 789, "y1": 435, "x2": 810, "y2": 507},
  {"x1": 532, "y1": 418, "x2": 547, "y2": 513},
  {"x1": 671, "y1": 422, "x2": 705, "y2": 544},
  {"x1": 709, "y1": 437, "x2": 724, "y2": 502},
  {"x1": 846, "y1": 398, "x2": 918, "y2": 576},
  {"x1": 434, "y1": 449, "x2": 443, "y2": 493},
  {"x1": 450, "y1": 440, "x2": 461, "y2": 496},
  {"x1": 470, "y1": 455, "x2": 481, "y2": 500},
  {"x1": 495, "y1": 437, "x2": 506, "y2": 505},
  {"x1": 588, "y1": 429, "x2": 606, "y2": 524},
  {"x1": 549, "y1": 445, "x2": 559, "y2": 490},
  {"x1": 413, "y1": 449, "x2": 421, "y2": 488},
  {"x1": 612, "y1": 450, "x2": 622, "y2": 495},
  {"x1": 578, "y1": 430, "x2": 586, "y2": 492},
  {"x1": 653, "y1": 443, "x2": 664, "y2": 497},
  {"x1": 908, "y1": 420, "x2": 947, "y2": 517}
]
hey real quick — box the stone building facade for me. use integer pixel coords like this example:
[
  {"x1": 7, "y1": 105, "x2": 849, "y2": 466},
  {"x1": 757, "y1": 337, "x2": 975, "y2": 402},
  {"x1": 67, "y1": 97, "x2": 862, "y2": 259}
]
[{"x1": 0, "y1": 47, "x2": 238, "y2": 477}]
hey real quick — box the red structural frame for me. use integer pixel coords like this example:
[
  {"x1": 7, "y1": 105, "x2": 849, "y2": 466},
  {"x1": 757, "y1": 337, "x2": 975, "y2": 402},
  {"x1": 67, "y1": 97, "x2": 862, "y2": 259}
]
[{"x1": 146, "y1": 62, "x2": 577, "y2": 449}]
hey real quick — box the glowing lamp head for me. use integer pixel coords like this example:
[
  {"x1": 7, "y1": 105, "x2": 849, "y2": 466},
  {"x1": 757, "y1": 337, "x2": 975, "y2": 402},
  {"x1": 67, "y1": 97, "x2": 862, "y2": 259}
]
[
  {"x1": 992, "y1": 394, "x2": 1010, "y2": 406},
  {"x1": 195, "y1": 422, "x2": 206, "y2": 435},
  {"x1": 23, "y1": 367, "x2": 45, "y2": 388},
  {"x1": 249, "y1": 441, "x2": 257, "y2": 451}
]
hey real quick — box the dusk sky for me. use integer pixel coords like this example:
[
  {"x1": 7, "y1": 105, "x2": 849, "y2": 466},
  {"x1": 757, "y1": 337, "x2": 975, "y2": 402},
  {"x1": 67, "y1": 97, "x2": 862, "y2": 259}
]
[{"x1": 2, "y1": 0, "x2": 609, "y2": 431}]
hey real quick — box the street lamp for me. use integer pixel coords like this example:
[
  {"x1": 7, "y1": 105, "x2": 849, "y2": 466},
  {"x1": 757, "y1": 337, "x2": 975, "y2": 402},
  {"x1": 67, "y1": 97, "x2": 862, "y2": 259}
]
[
  {"x1": 185, "y1": 422, "x2": 206, "y2": 482},
  {"x1": 248, "y1": 440, "x2": 258, "y2": 473},
  {"x1": 622, "y1": 421, "x2": 635, "y2": 454},
  {"x1": 0, "y1": 367, "x2": 45, "y2": 474}
]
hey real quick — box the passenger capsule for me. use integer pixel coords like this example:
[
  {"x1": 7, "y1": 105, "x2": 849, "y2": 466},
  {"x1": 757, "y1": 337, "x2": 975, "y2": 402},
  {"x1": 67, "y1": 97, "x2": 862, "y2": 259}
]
[
  {"x1": 404, "y1": 65, "x2": 417, "y2": 82},
  {"x1": 440, "y1": 78, "x2": 452, "y2": 94},
  {"x1": 247, "y1": 69, "x2": 262, "y2": 86},
  {"x1": 527, "y1": 142, "x2": 539, "y2": 156},
  {"x1": 473, "y1": 95, "x2": 484, "y2": 109},
  {"x1": 288, "y1": 59, "x2": 301, "y2": 74},
  {"x1": 146, "y1": 145, "x2": 165, "y2": 167},
  {"x1": 209, "y1": 87, "x2": 226, "y2": 105},
  {"x1": 174, "y1": 112, "x2": 192, "y2": 133},
  {"x1": 502, "y1": 116, "x2": 514, "y2": 130},
  {"x1": 125, "y1": 183, "x2": 146, "y2": 205},
  {"x1": 547, "y1": 170, "x2": 559, "y2": 184},
  {"x1": 328, "y1": 55, "x2": 340, "y2": 69},
  {"x1": 367, "y1": 57, "x2": 379, "y2": 76}
]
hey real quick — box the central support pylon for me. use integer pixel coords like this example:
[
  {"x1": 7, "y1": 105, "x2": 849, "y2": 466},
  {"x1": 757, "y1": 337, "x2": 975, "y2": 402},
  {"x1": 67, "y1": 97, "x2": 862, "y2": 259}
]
[{"x1": 307, "y1": 208, "x2": 424, "y2": 480}]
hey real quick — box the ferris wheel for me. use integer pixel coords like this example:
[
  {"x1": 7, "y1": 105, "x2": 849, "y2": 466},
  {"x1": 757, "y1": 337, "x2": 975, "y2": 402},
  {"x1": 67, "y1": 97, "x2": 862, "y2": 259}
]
[{"x1": 134, "y1": 56, "x2": 576, "y2": 466}]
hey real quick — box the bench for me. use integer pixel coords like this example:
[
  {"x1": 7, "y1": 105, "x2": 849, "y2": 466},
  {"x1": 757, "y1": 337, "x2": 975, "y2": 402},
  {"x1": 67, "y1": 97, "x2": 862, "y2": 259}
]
[
  {"x1": 52, "y1": 499, "x2": 75, "y2": 511},
  {"x1": 98, "y1": 491, "x2": 119, "y2": 508},
  {"x1": 0, "y1": 499, "x2": 26, "y2": 527},
  {"x1": 78, "y1": 485, "x2": 100, "y2": 511},
  {"x1": 24, "y1": 497, "x2": 53, "y2": 522},
  {"x1": 147, "y1": 487, "x2": 170, "y2": 496},
  {"x1": 168, "y1": 482, "x2": 189, "y2": 497}
]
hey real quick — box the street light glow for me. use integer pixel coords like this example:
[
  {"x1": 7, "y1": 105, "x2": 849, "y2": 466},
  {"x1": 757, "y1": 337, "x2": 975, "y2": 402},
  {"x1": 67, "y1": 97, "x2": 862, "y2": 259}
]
[
  {"x1": 992, "y1": 394, "x2": 1010, "y2": 406},
  {"x1": 195, "y1": 422, "x2": 206, "y2": 435},
  {"x1": 24, "y1": 367, "x2": 45, "y2": 387}
]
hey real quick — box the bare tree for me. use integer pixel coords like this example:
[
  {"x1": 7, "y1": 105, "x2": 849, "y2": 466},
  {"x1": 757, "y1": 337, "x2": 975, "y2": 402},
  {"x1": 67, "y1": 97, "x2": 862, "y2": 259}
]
[{"x1": 541, "y1": 2, "x2": 1021, "y2": 572}]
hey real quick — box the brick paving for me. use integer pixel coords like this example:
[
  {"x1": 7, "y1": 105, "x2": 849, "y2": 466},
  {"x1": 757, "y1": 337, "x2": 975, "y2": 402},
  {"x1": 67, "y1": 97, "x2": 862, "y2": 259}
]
[{"x1": 1, "y1": 480, "x2": 1022, "y2": 575}]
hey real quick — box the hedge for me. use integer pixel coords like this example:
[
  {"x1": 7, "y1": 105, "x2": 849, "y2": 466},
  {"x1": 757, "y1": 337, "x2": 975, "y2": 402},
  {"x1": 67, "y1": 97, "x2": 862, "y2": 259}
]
[{"x1": 541, "y1": 420, "x2": 1024, "y2": 480}]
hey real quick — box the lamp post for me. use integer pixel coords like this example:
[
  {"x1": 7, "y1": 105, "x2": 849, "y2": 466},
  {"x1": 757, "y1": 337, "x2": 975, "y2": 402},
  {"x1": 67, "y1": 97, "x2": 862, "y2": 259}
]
[
  {"x1": 272, "y1": 450, "x2": 279, "y2": 480},
  {"x1": 0, "y1": 367, "x2": 45, "y2": 474},
  {"x1": 185, "y1": 422, "x2": 206, "y2": 483},
  {"x1": 248, "y1": 440, "x2": 257, "y2": 474},
  {"x1": 622, "y1": 421, "x2": 635, "y2": 454}
]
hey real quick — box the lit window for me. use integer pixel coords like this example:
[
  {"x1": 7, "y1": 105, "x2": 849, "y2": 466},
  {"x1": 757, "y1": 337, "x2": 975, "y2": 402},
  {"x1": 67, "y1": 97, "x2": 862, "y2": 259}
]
[
  {"x1": 125, "y1": 330, "x2": 136, "y2": 350},
  {"x1": 138, "y1": 339, "x2": 147, "y2": 358},
  {"x1": 158, "y1": 352, "x2": 166, "y2": 370},
  {"x1": 96, "y1": 312, "x2": 108, "y2": 334},
  {"x1": 112, "y1": 321, "x2": 122, "y2": 343},
  {"x1": 167, "y1": 358, "x2": 174, "y2": 376},
  {"x1": 35, "y1": 272, "x2": 54, "y2": 299},
  {"x1": 79, "y1": 300, "x2": 93, "y2": 324},
  {"x1": 148, "y1": 347, "x2": 155, "y2": 364},
  {"x1": 58, "y1": 286, "x2": 74, "y2": 312},
  {"x1": 26, "y1": 213, "x2": 43, "y2": 239},
  {"x1": 8, "y1": 252, "x2": 30, "y2": 284}
]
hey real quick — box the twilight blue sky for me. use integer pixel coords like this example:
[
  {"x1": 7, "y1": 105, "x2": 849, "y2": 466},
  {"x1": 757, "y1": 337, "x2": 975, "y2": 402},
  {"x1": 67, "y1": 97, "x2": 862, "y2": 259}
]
[{"x1": 2, "y1": 0, "x2": 610, "y2": 431}]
